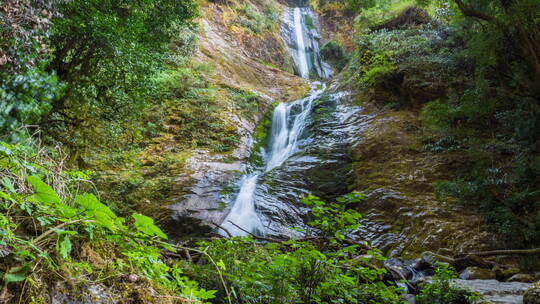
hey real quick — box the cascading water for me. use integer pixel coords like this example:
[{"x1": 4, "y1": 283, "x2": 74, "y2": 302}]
[
  {"x1": 293, "y1": 7, "x2": 309, "y2": 78},
  {"x1": 219, "y1": 6, "x2": 331, "y2": 236},
  {"x1": 220, "y1": 86, "x2": 325, "y2": 236},
  {"x1": 281, "y1": 7, "x2": 333, "y2": 79}
]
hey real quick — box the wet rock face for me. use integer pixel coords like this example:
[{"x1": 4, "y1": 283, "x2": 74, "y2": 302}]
[
  {"x1": 350, "y1": 107, "x2": 499, "y2": 256},
  {"x1": 168, "y1": 151, "x2": 244, "y2": 237},
  {"x1": 248, "y1": 90, "x2": 368, "y2": 237},
  {"x1": 452, "y1": 279, "x2": 531, "y2": 304}
]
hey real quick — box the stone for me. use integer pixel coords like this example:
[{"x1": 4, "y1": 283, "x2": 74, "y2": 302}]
[
  {"x1": 494, "y1": 266, "x2": 520, "y2": 280},
  {"x1": 508, "y1": 274, "x2": 536, "y2": 283},
  {"x1": 459, "y1": 267, "x2": 497, "y2": 280},
  {"x1": 452, "y1": 279, "x2": 531, "y2": 304},
  {"x1": 401, "y1": 294, "x2": 416, "y2": 304},
  {"x1": 524, "y1": 282, "x2": 540, "y2": 304}
]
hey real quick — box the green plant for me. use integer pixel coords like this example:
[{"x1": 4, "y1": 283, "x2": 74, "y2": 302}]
[
  {"x1": 0, "y1": 140, "x2": 215, "y2": 302},
  {"x1": 320, "y1": 41, "x2": 349, "y2": 72},
  {"x1": 234, "y1": 3, "x2": 277, "y2": 34},
  {"x1": 42, "y1": 0, "x2": 198, "y2": 160},
  {"x1": 186, "y1": 192, "x2": 402, "y2": 304},
  {"x1": 302, "y1": 192, "x2": 364, "y2": 241},
  {"x1": 416, "y1": 263, "x2": 480, "y2": 304}
]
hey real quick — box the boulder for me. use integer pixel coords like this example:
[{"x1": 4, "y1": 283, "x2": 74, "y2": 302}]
[
  {"x1": 509, "y1": 274, "x2": 536, "y2": 283},
  {"x1": 452, "y1": 279, "x2": 530, "y2": 304},
  {"x1": 524, "y1": 282, "x2": 540, "y2": 304},
  {"x1": 459, "y1": 267, "x2": 497, "y2": 280}
]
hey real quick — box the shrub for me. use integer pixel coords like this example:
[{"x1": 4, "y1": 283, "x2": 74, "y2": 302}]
[
  {"x1": 186, "y1": 192, "x2": 404, "y2": 304},
  {"x1": 320, "y1": 40, "x2": 349, "y2": 72},
  {"x1": 0, "y1": 140, "x2": 215, "y2": 302},
  {"x1": 416, "y1": 263, "x2": 480, "y2": 304}
]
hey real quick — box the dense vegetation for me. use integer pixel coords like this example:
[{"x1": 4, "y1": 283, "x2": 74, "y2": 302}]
[{"x1": 340, "y1": 0, "x2": 540, "y2": 251}]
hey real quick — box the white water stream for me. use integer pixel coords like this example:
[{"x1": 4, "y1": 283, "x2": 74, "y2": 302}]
[
  {"x1": 293, "y1": 7, "x2": 309, "y2": 78},
  {"x1": 220, "y1": 7, "x2": 328, "y2": 236}
]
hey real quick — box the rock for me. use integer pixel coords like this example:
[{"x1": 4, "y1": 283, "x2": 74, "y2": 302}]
[
  {"x1": 509, "y1": 274, "x2": 536, "y2": 283},
  {"x1": 405, "y1": 258, "x2": 431, "y2": 272},
  {"x1": 402, "y1": 294, "x2": 416, "y2": 304},
  {"x1": 384, "y1": 258, "x2": 412, "y2": 280},
  {"x1": 358, "y1": 254, "x2": 385, "y2": 269},
  {"x1": 524, "y1": 282, "x2": 540, "y2": 304},
  {"x1": 452, "y1": 279, "x2": 531, "y2": 304},
  {"x1": 494, "y1": 266, "x2": 520, "y2": 280},
  {"x1": 459, "y1": 267, "x2": 497, "y2": 280}
]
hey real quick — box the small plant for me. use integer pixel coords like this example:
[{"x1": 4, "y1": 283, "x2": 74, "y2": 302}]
[
  {"x1": 416, "y1": 263, "x2": 481, "y2": 304},
  {"x1": 302, "y1": 192, "x2": 364, "y2": 241},
  {"x1": 320, "y1": 40, "x2": 349, "y2": 72},
  {"x1": 0, "y1": 140, "x2": 215, "y2": 302}
]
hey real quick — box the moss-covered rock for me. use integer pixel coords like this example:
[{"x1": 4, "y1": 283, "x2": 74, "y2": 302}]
[{"x1": 524, "y1": 282, "x2": 540, "y2": 304}]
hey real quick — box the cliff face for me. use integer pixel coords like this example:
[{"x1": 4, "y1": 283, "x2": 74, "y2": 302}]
[
  {"x1": 168, "y1": 0, "x2": 500, "y2": 257},
  {"x1": 167, "y1": 0, "x2": 311, "y2": 236},
  {"x1": 348, "y1": 104, "x2": 499, "y2": 257}
]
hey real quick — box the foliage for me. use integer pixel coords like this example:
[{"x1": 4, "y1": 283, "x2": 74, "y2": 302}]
[
  {"x1": 320, "y1": 40, "x2": 349, "y2": 72},
  {"x1": 42, "y1": 0, "x2": 197, "y2": 159},
  {"x1": 0, "y1": 140, "x2": 214, "y2": 302},
  {"x1": 302, "y1": 192, "x2": 364, "y2": 241},
  {"x1": 347, "y1": 0, "x2": 540, "y2": 248},
  {"x1": 0, "y1": 0, "x2": 62, "y2": 142},
  {"x1": 186, "y1": 193, "x2": 403, "y2": 304},
  {"x1": 154, "y1": 64, "x2": 240, "y2": 153},
  {"x1": 234, "y1": 2, "x2": 279, "y2": 34},
  {"x1": 416, "y1": 263, "x2": 480, "y2": 304},
  {"x1": 414, "y1": 0, "x2": 540, "y2": 248}
]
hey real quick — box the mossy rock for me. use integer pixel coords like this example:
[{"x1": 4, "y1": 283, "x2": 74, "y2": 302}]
[{"x1": 524, "y1": 282, "x2": 540, "y2": 304}]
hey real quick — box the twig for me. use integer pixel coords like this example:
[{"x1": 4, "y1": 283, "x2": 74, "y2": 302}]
[
  {"x1": 211, "y1": 222, "x2": 232, "y2": 238},
  {"x1": 227, "y1": 221, "x2": 283, "y2": 242},
  {"x1": 463, "y1": 248, "x2": 540, "y2": 257},
  {"x1": 30, "y1": 219, "x2": 86, "y2": 247}
]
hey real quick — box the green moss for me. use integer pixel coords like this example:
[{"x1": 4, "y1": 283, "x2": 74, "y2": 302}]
[
  {"x1": 304, "y1": 14, "x2": 315, "y2": 30},
  {"x1": 249, "y1": 101, "x2": 279, "y2": 166}
]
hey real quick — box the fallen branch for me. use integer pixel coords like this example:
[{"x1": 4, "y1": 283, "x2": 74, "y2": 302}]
[
  {"x1": 211, "y1": 221, "x2": 232, "y2": 238},
  {"x1": 227, "y1": 221, "x2": 284, "y2": 243},
  {"x1": 462, "y1": 248, "x2": 540, "y2": 258}
]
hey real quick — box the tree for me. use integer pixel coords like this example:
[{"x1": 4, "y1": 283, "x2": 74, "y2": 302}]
[
  {"x1": 43, "y1": 0, "x2": 197, "y2": 162},
  {"x1": 449, "y1": 0, "x2": 540, "y2": 92}
]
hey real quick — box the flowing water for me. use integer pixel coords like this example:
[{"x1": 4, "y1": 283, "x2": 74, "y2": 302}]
[
  {"x1": 293, "y1": 7, "x2": 309, "y2": 78},
  {"x1": 219, "y1": 6, "x2": 355, "y2": 237}
]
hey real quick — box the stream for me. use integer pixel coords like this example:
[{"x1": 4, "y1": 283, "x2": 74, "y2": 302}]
[{"x1": 219, "y1": 6, "x2": 356, "y2": 237}]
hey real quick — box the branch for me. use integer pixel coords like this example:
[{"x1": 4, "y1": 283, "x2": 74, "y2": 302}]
[
  {"x1": 227, "y1": 221, "x2": 283, "y2": 243},
  {"x1": 211, "y1": 221, "x2": 232, "y2": 238},
  {"x1": 453, "y1": 0, "x2": 496, "y2": 22},
  {"x1": 461, "y1": 248, "x2": 540, "y2": 258}
]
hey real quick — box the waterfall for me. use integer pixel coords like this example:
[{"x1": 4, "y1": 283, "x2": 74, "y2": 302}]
[
  {"x1": 293, "y1": 8, "x2": 309, "y2": 78},
  {"x1": 219, "y1": 6, "x2": 328, "y2": 237},
  {"x1": 281, "y1": 7, "x2": 333, "y2": 79}
]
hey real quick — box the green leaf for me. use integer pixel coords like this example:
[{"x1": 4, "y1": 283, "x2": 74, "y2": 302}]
[
  {"x1": 26, "y1": 176, "x2": 60, "y2": 204},
  {"x1": 132, "y1": 213, "x2": 167, "y2": 239},
  {"x1": 75, "y1": 193, "x2": 118, "y2": 231},
  {"x1": 1, "y1": 178, "x2": 15, "y2": 193},
  {"x1": 57, "y1": 235, "x2": 72, "y2": 259},
  {"x1": 217, "y1": 259, "x2": 226, "y2": 271},
  {"x1": 3, "y1": 265, "x2": 30, "y2": 284}
]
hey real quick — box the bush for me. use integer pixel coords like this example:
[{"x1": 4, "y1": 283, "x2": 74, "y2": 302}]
[
  {"x1": 234, "y1": 3, "x2": 278, "y2": 34},
  {"x1": 416, "y1": 263, "x2": 480, "y2": 304},
  {"x1": 320, "y1": 41, "x2": 349, "y2": 72},
  {"x1": 186, "y1": 193, "x2": 404, "y2": 304},
  {"x1": 0, "y1": 140, "x2": 214, "y2": 302}
]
